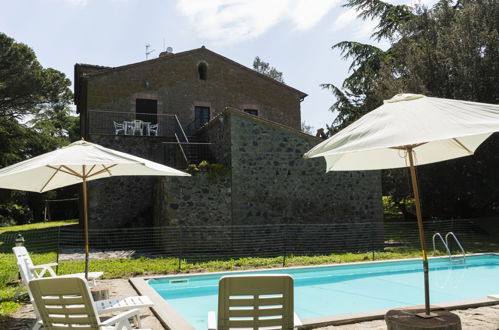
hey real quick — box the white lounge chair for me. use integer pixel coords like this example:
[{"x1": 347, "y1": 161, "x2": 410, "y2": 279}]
[
  {"x1": 208, "y1": 274, "x2": 301, "y2": 330},
  {"x1": 13, "y1": 247, "x2": 153, "y2": 330},
  {"x1": 13, "y1": 246, "x2": 103, "y2": 298},
  {"x1": 29, "y1": 277, "x2": 148, "y2": 330}
]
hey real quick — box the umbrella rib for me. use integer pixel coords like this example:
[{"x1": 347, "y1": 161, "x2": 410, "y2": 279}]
[
  {"x1": 41, "y1": 166, "x2": 63, "y2": 192},
  {"x1": 87, "y1": 164, "x2": 117, "y2": 178},
  {"x1": 390, "y1": 142, "x2": 427, "y2": 150},
  {"x1": 60, "y1": 165, "x2": 84, "y2": 178},
  {"x1": 46, "y1": 165, "x2": 83, "y2": 178},
  {"x1": 85, "y1": 165, "x2": 97, "y2": 177},
  {"x1": 452, "y1": 138, "x2": 473, "y2": 154}
]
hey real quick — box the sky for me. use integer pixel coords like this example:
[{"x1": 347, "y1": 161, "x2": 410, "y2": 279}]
[{"x1": 0, "y1": 0, "x2": 434, "y2": 132}]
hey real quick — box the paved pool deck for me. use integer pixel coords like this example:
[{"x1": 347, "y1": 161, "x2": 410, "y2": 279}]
[{"x1": 6, "y1": 278, "x2": 499, "y2": 330}]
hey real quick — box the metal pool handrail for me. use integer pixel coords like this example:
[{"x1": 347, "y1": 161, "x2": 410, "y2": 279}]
[
  {"x1": 432, "y1": 232, "x2": 466, "y2": 263},
  {"x1": 432, "y1": 232, "x2": 452, "y2": 256},
  {"x1": 445, "y1": 232, "x2": 466, "y2": 260}
]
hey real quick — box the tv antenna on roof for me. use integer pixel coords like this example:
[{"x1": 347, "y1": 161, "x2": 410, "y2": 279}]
[{"x1": 145, "y1": 43, "x2": 155, "y2": 60}]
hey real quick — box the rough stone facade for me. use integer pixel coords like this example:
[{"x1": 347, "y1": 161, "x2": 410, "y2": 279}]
[
  {"x1": 75, "y1": 48, "x2": 384, "y2": 253},
  {"x1": 86, "y1": 135, "x2": 172, "y2": 228},
  {"x1": 75, "y1": 47, "x2": 306, "y2": 135},
  {"x1": 153, "y1": 110, "x2": 384, "y2": 251}
]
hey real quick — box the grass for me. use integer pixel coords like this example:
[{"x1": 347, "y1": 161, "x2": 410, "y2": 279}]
[
  {"x1": 1, "y1": 219, "x2": 497, "y2": 325},
  {"x1": 0, "y1": 220, "x2": 77, "y2": 323},
  {"x1": 0, "y1": 220, "x2": 78, "y2": 234}
]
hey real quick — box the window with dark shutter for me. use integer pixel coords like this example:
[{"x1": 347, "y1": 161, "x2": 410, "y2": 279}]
[{"x1": 194, "y1": 106, "x2": 210, "y2": 129}]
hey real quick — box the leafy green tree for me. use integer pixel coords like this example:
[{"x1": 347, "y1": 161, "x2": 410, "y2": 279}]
[
  {"x1": 325, "y1": 0, "x2": 499, "y2": 219},
  {"x1": 0, "y1": 33, "x2": 72, "y2": 120},
  {"x1": 0, "y1": 33, "x2": 77, "y2": 224},
  {"x1": 253, "y1": 56, "x2": 285, "y2": 83}
]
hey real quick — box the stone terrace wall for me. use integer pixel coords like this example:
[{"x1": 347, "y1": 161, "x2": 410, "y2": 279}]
[
  {"x1": 154, "y1": 172, "x2": 231, "y2": 227},
  {"x1": 199, "y1": 114, "x2": 231, "y2": 167},
  {"x1": 87, "y1": 134, "x2": 172, "y2": 228},
  {"x1": 229, "y1": 113, "x2": 383, "y2": 226},
  {"x1": 153, "y1": 112, "x2": 384, "y2": 251}
]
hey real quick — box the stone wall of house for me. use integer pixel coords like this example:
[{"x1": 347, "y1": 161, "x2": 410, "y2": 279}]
[
  {"x1": 228, "y1": 113, "x2": 383, "y2": 227},
  {"x1": 153, "y1": 111, "x2": 384, "y2": 250},
  {"x1": 82, "y1": 48, "x2": 303, "y2": 135},
  {"x1": 86, "y1": 134, "x2": 173, "y2": 228},
  {"x1": 199, "y1": 115, "x2": 232, "y2": 167},
  {"x1": 153, "y1": 171, "x2": 232, "y2": 227}
]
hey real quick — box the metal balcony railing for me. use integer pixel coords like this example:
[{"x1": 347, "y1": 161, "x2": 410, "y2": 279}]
[{"x1": 87, "y1": 110, "x2": 185, "y2": 137}]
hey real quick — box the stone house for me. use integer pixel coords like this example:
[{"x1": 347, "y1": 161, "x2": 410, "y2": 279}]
[{"x1": 74, "y1": 47, "x2": 383, "y2": 252}]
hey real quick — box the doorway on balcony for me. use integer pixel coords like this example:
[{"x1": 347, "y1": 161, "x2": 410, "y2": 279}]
[{"x1": 136, "y1": 99, "x2": 158, "y2": 124}]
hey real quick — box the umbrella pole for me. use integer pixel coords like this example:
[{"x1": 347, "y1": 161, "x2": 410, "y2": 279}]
[
  {"x1": 82, "y1": 175, "x2": 89, "y2": 280},
  {"x1": 407, "y1": 148, "x2": 432, "y2": 317}
]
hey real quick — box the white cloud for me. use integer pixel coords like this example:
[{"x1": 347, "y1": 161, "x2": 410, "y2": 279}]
[
  {"x1": 54, "y1": 0, "x2": 88, "y2": 5},
  {"x1": 331, "y1": 8, "x2": 379, "y2": 40},
  {"x1": 331, "y1": 8, "x2": 357, "y2": 32},
  {"x1": 176, "y1": 0, "x2": 339, "y2": 45},
  {"x1": 288, "y1": 0, "x2": 340, "y2": 31},
  {"x1": 353, "y1": 17, "x2": 379, "y2": 40}
]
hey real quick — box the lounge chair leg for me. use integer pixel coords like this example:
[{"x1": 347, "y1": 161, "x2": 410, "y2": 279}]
[
  {"x1": 13, "y1": 284, "x2": 27, "y2": 300},
  {"x1": 133, "y1": 314, "x2": 142, "y2": 328},
  {"x1": 31, "y1": 319, "x2": 41, "y2": 330}
]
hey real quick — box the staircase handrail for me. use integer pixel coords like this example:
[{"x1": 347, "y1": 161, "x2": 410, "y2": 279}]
[
  {"x1": 174, "y1": 115, "x2": 189, "y2": 143},
  {"x1": 174, "y1": 133, "x2": 189, "y2": 166}
]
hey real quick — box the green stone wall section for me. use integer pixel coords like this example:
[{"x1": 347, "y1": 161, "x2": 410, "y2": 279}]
[
  {"x1": 229, "y1": 113, "x2": 383, "y2": 225},
  {"x1": 154, "y1": 111, "x2": 383, "y2": 230}
]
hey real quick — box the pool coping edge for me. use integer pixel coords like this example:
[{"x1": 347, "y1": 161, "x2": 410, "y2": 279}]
[
  {"x1": 298, "y1": 298, "x2": 499, "y2": 329},
  {"x1": 130, "y1": 253, "x2": 499, "y2": 329},
  {"x1": 130, "y1": 277, "x2": 195, "y2": 330}
]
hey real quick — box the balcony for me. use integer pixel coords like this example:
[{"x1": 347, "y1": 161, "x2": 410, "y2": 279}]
[
  {"x1": 88, "y1": 110, "x2": 184, "y2": 137},
  {"x1": 87, "y1": 110, "x2": 215, "y2": 168}
]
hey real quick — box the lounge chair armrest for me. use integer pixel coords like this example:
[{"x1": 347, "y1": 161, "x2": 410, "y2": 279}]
[
  {"x1": 29, "y1": 263, "x2": 58, "y2": 269},
  {"x1": 207, "y1": 311, "x2": 217, "y2": 330},
  {"x1": 95, "y1": 295, "x2": 153, "y2": 314},
  {"x1": 29, "y1": 263, "x2": 58, "y2": 277},
  {"x1": 100, "y1": 308, "x2": 140, "y2": 326}
]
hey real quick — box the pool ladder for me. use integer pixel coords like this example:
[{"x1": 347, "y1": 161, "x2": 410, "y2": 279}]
[{"x1": 432, "y1": 232, "x2": 466, "y2": 263}]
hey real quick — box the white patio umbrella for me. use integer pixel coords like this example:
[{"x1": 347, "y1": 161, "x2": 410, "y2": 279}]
[
  {"x1": 0, "y1": 139, "x2": 190, "y2": 278},
  {"x1": 304, "y1": 94, "x2": 499, "y2": 317}
]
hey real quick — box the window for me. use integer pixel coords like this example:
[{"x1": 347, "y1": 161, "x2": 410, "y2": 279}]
[
  {"x1": 194, "y1": 106, "x2": 210, "y2": 129},
  {"x1": 136, "y1": 99, "x2": 157, "y2": 124},
  {"x1": 198, "y1": 62, "x2": 207, "y2": 80},
  {"x1": 244, "y1": 109, "x2": 258, "y2": 116}
]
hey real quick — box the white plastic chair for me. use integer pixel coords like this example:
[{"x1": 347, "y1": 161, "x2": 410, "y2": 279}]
[
  {"x1": 208, "y1": 274, "x2": 301, "y2": 330},
  {"x1": 13, "y1": 247, "x2": 153, "y2": 329},
  {"x1": 148, "y1": 124, "x2": 159, "y2": 136},
  {"x1": 113, "y1": 121, "x2": 125, "y2": 135},
  {"x1": 13, "y1": 246, "x2": 103, "y2": 299},
  {"x1": 29, "y1": 277, "x2": 148, "y2": 330},
  {"x1": 131, "y1": 120, "x2": 144, "y2": 136}
]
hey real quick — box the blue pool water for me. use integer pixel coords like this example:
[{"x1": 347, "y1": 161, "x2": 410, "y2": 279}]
[{"x1": 148, "y1": 255, "x2": 499, "y2": 329}]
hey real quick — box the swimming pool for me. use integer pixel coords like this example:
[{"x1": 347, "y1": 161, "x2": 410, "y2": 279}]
[{"x1": 144, "y1": 254, "x2": 499, "y2": 329}]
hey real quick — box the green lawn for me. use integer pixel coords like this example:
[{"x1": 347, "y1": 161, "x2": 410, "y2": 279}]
[{"x1": 1, "y1": 219, "x2": 496, "y2": 325}]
